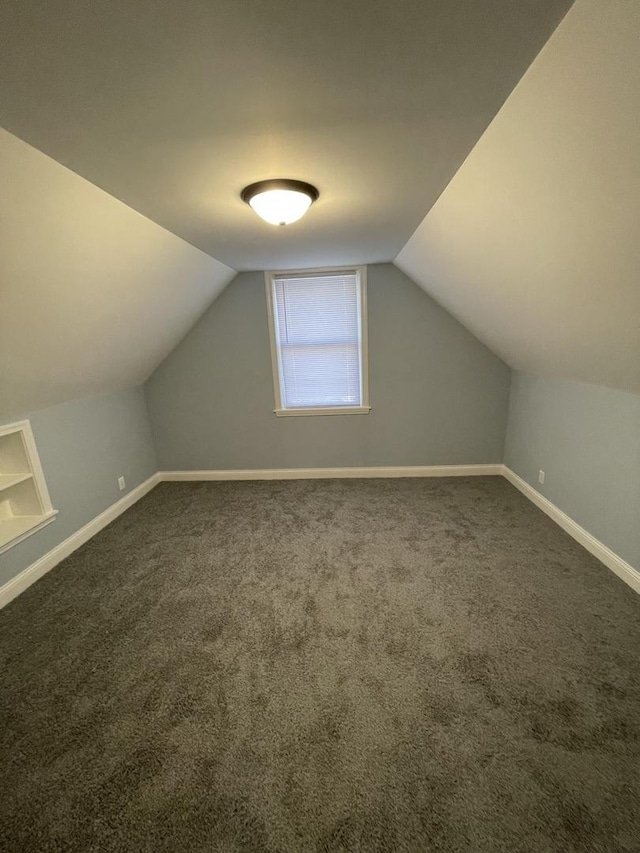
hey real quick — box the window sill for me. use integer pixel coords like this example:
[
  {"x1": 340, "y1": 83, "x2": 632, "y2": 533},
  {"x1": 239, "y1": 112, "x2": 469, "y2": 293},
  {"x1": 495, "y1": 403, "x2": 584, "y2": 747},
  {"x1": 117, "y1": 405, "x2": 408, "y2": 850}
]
[{"x1": 274, "y1": 406, "x2": 371, "y2": 418}]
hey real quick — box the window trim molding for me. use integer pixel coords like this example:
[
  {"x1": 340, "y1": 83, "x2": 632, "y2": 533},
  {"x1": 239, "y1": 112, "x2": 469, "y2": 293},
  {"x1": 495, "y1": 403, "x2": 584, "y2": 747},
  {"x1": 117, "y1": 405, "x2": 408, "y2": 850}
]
[{"x1": 264, "y1": 265, "x2": 370, "y2": 417}]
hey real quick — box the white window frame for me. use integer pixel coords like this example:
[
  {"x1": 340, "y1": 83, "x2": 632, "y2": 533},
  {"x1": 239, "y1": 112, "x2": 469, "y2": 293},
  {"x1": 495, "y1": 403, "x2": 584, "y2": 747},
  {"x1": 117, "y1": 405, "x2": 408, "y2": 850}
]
[{"x1": 265, "y1": 265, "x2": 370, "y2": 417}]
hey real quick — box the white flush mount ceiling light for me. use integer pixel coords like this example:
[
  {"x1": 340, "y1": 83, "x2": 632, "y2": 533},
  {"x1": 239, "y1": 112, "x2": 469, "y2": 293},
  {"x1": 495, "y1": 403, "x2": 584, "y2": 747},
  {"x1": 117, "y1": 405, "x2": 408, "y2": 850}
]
[{"x1": 241, "y1": 179, "x2": 319, "y2": 226}]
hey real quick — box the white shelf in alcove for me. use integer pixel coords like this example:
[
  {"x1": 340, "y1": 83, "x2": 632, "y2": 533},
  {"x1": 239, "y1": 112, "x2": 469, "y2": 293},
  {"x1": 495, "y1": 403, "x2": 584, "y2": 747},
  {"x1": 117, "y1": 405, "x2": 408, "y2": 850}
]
[
  {"x1": 0, "y1": 472, "x2": 33, "y2": 492},
  {"x1": 0, "y1": 512, "x2": 58, "y2": 554},
  {"x1": 0, "y1": 420, "x2": 58, "y2": 554}
]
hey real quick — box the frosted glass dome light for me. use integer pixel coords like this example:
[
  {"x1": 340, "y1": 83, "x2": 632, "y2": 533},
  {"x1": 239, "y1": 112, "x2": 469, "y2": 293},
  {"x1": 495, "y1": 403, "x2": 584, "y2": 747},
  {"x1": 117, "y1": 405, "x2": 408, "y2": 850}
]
[
  {"x1": 241, "y1": 179, "x2": 319, "y2": 226},
  {"x1": 249, "y1": 189, "x2": 312, "y2": 226}
]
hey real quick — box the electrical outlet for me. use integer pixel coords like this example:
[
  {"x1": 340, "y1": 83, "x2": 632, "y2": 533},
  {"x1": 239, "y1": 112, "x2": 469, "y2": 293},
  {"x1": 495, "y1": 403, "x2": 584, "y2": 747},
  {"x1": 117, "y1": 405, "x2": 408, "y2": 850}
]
[
  {"x1": 538, "y1": 470, "x2": 545, "y2": 485},
  {"x1": 118, "y1": 476, "x2": 126, "y2": 491}
]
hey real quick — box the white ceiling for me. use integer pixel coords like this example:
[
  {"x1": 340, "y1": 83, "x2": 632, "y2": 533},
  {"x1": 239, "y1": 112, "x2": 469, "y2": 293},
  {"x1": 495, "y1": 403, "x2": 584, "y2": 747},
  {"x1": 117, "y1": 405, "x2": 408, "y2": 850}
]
[
  {"x1": 0, "y1": 0, "x2": 571, "y2": 271},
  {"x1": 4, "y1": 0, "x2": 637, "y2": 420},
  {"x1": 396, "y1": 0, "x2": 640, "y2": 394},
  {"x1": 0, "y1": 128, "x2": 234, "y2": 421}
]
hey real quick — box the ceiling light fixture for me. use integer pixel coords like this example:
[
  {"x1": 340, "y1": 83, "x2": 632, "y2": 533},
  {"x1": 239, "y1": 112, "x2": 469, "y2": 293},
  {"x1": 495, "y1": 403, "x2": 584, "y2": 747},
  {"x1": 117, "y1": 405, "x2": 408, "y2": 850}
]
[{"x1": 241, "y1": 179, "x2": 319, "y2": 226}]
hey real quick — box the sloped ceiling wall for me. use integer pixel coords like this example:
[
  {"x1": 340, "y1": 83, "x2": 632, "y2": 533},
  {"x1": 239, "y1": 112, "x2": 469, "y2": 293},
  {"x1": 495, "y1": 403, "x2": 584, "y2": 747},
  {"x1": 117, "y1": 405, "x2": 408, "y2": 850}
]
[
  {"x1": 0, "y1": 128, "x2": 235, "y2": 421},
  {"x1": 396, "y1": 0, "x2": 640, "y2": 394},
  {"x1": 0, "y1": 0, "x2": 572, "y2": 272}
]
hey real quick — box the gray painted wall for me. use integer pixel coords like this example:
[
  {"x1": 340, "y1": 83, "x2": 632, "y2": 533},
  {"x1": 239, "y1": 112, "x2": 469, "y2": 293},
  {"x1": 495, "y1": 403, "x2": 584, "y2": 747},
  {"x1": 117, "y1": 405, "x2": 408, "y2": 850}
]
[
  {"x1": 146, "y1": 264, "x2": 510, "y2": 470},
  {"x1": 505, "y1": 371, "x2": 640, "y2": 570},
  {"x1": 1, "y1": 386, "x2": 157, "y2": 586}
]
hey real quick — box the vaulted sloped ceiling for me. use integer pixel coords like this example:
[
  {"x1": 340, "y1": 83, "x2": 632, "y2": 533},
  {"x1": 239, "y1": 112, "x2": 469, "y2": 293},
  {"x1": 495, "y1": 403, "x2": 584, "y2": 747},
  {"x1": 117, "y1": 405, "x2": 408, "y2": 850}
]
[
  {"x1": 396, "y1": 0, "x2": 640, "y2": 394},
  {"x1": 0, "y1": 0, "x2": 571, "y2": 271},
  {"x1": 0, "y1": 0, "x2": 575, "y2": 423},
  {"x1": 0, "y1": 128, "x2": 234, "y2": 421}
]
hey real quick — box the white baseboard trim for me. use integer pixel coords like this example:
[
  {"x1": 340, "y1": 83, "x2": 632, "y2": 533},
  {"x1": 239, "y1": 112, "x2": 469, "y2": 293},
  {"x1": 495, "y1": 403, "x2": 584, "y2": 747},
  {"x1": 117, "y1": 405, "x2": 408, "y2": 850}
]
[
  {"x1": 0, "y1": 473, "x2": 160, "y2": 609},
  {"x1": 502, "y1": 466, "x2": 640, "y2": 595},
  {"x1": 159, "y1": 464, "x2": 503, "y2": 482}
]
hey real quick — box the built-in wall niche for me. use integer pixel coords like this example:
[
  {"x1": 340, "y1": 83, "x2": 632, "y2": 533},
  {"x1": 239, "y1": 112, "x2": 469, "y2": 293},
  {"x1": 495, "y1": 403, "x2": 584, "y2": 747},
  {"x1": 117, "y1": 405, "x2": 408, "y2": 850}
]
[{"x1": 0, "y1": 421, "x2": 57, "y2": 554}]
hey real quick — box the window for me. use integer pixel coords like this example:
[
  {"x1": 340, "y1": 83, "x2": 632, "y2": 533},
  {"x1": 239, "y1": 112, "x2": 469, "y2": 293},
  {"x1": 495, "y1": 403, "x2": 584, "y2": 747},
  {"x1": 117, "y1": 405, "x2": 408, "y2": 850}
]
[{"x1": 265, "y1": 266, "x2": 370, "y2": 416}]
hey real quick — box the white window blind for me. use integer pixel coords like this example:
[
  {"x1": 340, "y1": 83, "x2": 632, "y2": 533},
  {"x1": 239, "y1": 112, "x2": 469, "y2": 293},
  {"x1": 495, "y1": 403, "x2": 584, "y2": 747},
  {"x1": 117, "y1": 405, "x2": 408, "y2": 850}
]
[{"x1": 269, "y1": 270, "x2": 366, "y2": 410}]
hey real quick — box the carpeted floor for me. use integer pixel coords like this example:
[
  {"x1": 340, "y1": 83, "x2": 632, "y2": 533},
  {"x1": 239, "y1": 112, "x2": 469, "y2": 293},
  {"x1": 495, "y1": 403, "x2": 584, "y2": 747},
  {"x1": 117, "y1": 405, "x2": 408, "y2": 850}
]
[{"x1": 1, "y1": 477, "x2": 639, "y2": 852}]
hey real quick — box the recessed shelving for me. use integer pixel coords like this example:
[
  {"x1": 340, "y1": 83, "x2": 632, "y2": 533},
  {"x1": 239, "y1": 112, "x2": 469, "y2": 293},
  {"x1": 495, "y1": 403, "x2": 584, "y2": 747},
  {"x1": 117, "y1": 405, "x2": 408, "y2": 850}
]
[
  {"x1": 1, "y1": 514, "x2": 57, "y2": 545},
  {"x1": 0, "y1": 472, "x2": 33, "y2": 492},
  {"x1": 0, "y1": 421, "x2": 57, "y2": 554}
]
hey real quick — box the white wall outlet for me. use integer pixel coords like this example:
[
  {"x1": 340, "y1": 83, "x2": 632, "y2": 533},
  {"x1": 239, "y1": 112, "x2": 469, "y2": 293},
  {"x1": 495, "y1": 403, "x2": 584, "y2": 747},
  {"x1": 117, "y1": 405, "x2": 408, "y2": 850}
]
[
  {"x1": 538, "y1": 470, "x2": 545, "y2": 485},
  {"x1": 118, "y1": 476, "x2": 126, "y2": 491}
]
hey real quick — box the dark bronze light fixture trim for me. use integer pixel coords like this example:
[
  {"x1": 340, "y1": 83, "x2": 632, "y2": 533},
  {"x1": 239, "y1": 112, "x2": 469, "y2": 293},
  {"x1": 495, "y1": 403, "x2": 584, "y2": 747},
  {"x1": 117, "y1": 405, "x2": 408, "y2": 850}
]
[{"x1": 241, "y1": 179, "x2": 319, "y2": 204}]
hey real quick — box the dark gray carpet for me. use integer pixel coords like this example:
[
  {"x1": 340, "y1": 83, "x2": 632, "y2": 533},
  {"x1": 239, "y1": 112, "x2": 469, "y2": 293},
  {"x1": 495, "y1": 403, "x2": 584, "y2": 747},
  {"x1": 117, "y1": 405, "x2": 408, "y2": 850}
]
[{"x1": 1, "y1": 477, "x2": 639, "y2": 852}]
